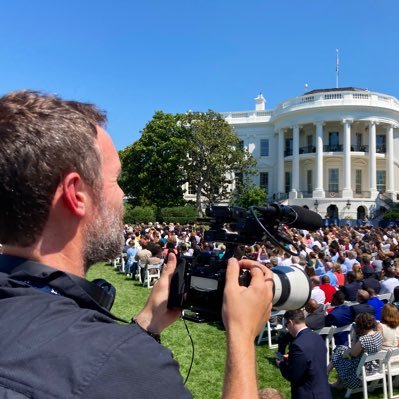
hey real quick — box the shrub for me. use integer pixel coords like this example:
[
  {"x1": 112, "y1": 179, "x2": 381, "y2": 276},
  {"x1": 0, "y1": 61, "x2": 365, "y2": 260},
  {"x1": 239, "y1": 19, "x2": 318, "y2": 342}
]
[
  {"x1": 383, "y1": 209, "x2": 399, "y2": 220},
  {"x1": 124, "y1": 205, "x2": 156, "y2": 224},
  {"x1": 159, "y1": 206, "x2": 198, "y2": 224}
]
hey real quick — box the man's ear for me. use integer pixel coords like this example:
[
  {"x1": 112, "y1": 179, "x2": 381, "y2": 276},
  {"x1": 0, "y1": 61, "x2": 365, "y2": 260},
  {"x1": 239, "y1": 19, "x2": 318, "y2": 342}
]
[{"x1": 61, "y1": 173, "x2": 89, "y2": 217}]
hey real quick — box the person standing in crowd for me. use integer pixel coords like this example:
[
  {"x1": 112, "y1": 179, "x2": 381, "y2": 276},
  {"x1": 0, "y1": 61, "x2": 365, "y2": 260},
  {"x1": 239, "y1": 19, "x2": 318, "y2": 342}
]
[
  {"x1": 277, "y1": 310, "x2": 332, "y2": 399},
  {"x1": 0, "y1": 90, "x2": 274, "y2": 399}
]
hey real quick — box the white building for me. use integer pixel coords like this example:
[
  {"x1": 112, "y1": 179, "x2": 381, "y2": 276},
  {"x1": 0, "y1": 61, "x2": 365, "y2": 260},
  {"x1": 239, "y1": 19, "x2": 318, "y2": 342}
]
[{"x1": 222, "y1": 88, "x2": 399, "y2": 222}]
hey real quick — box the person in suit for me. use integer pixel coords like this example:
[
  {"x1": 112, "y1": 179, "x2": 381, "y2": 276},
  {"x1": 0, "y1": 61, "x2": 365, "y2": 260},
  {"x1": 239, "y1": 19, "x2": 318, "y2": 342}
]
[
  {"x1": 340, "y1": 271, "x2": 363, "y2": 301},
  {"x1": 325, "y1": 290, "x2": 352, "y2": 346},
  {"x1": 351, "y1": 290, "x2": 375, "y2": 320},
  {"x1": 277, "y1": 309, "x2": 332, "y2": 399}
]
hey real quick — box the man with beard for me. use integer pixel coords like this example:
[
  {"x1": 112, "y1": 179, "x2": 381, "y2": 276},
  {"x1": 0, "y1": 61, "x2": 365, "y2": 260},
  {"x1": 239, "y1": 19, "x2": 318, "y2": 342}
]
[{"x1": 0, "y1": 90, "x2": 273, "y2": 399}]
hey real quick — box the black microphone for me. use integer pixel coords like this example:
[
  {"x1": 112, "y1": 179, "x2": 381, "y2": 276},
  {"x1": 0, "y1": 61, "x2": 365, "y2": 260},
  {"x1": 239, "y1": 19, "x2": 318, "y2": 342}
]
[{"x1": 256, "y1": 204, "x2": 323, "y2": 231}]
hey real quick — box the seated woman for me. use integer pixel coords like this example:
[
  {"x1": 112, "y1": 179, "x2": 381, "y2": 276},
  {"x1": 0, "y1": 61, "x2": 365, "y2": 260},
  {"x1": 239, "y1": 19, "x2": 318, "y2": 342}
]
[
  {"x1": 377, "y1": 303, "x2": 399, "y2": 350},
  {"x1": 329, "y1": 313, "x2": 383, "y2": 390}
]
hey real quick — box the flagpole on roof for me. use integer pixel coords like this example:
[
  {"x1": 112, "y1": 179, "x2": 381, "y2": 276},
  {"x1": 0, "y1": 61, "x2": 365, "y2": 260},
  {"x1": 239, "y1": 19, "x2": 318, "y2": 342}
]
[{"x1": 336, "y1": 49, "x2": 339, "y2": 88}]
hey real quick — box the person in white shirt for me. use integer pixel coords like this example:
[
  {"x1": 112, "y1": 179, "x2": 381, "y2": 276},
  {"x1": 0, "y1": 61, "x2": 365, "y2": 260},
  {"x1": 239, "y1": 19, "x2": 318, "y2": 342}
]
[
  {"x1": 380, "y1": 267, "x2": 399, "y2": 294},
  {"x1": 310, "y1": 276, "x2": 326, "y2": 305}
]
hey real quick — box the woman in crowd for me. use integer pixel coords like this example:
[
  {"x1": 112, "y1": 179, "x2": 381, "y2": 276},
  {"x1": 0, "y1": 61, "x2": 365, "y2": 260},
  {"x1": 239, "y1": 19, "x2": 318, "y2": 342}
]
[
  {"x1": 329, "y1": 313, "x2": 383, "y2": 390},
  {"x1": 377, "y1": 303, "x2": 399, "y2": 350}
]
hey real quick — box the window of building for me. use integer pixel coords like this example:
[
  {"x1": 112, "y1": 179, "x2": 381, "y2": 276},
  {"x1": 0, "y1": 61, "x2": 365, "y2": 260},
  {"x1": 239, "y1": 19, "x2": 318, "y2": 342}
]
[
  {"x1": 377, "y1": 170, "x2": 386, "y2": 193},
  {"x1": 329, "y1": 132, "x2": 339, "y2": 146},
  {"x1": 260, "y1": 139, "x2": 269, "y2": 156},
  {"x1": 376, "y1": 135, "x2": 386, "y2": 152},
  {"x1": 328, "y1": 168, "x2": 339, "y2": 193},
  {"x1": 355, "y1": 170, "x2": 362, "y2": 194},
  {"x1": 307, "y1": 170, "x2": 313, "y2": 193},
  {"x1": 307, "y1": 135, "x2": 313, "y2": 147},
  {"x1": 260, "y1": 172, "x2": 268, "y2": 191},
  {"x1": 355, "y1": 133, "x2": 362, "y2": 147},
  {"x1": 285, "y1": 138, "x2": 293, "y2": 156},
  {"x1": 235, "y1": 172, "x2": 243, "y2": 187},
  {"x1": 285, "y1": 172, "x2": 291, "y2": 193},
  {"x1": 188, "y1": 183, "x2": 197, "y2": 195}
]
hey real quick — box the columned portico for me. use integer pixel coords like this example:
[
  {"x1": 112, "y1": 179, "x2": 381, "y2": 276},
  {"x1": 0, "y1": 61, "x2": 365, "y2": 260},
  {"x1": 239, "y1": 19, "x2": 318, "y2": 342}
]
[
  {"x1": 313, "y1": 121, "x2": 325, "y2": 198},
  {"x1": 368, "y1": 120, "x2": 378, "y2": 197},
  {"x1": 342, "y1": 119, "x2": 353, "y2": 198},
  {"x1": 386, "y1": 124, "x2": 395, "y2": 196},
  {"x1": 277, "y1": 129, "x2": 285, "y2": 194},
  {"x1": 289, "y1": 125, "x2": 300, "y2": 199}
]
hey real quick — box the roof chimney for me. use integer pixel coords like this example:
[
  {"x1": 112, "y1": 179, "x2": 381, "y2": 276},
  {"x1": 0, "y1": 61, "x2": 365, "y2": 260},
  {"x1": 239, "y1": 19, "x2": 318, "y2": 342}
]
[{"x1": 255, "y1": 93, "x2": 266, "y2": 110}]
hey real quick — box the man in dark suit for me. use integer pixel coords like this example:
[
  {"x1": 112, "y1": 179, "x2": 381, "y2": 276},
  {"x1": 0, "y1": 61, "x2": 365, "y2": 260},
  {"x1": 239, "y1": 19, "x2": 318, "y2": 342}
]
[
  {"x1": 351, "y1": 289, "x2": 375, "y2": 320},
  {"x1": 277, "y1": 310, "x2": 332, "y2": 399}
]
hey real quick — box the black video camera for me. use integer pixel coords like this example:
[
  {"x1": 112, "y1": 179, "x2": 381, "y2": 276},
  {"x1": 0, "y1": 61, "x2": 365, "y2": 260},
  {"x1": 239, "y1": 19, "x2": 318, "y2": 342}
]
[{"x1": 167, "y1": 203, "x2": 323, "y2": 321}]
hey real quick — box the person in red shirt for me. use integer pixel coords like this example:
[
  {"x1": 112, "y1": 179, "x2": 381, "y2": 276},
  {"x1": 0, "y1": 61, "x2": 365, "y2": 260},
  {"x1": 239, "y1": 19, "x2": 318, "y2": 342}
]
[
  {"x1": 333, "y1": 263, "x2": 345, "y2": 287},
  {"x1": 320, "y1": 275, "x2": 337, "y2": 304}
]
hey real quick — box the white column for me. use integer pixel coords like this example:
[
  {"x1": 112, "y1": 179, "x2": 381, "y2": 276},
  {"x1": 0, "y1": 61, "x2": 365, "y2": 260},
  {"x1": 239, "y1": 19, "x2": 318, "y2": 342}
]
[
  {"x1": 342, "y1": 119, "x2": 353, "y2": 198},
  {"x1": 277, "y1": 129, "x2": 285, "y2": 194},
  {"x1": 290, "y1": 125, "x2": 300, "y2": 199},
  {"x1": 386, "y1": 124, "x2": 394, "y2": 195},
  {"x1": 368, "y1": 120, "x2": 378, "y2": 197},
  {"x1": 313, "y1": 122, "x2": 325, "y2": 198}
]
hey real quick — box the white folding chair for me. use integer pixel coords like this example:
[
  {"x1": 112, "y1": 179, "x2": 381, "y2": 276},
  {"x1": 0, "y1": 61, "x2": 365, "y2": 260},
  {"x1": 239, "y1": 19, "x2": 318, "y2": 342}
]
[
  {"x1": 315, "y1": 326, "x2": 334, "y2": 365},
  {"x1": 331, "y1": 323, "x2": 353, "y2": 351},
  {"x1": 386, "y1": 347, "x2": 399, "y2": 398},
  {"x1": 345, "y1": 350, "x2": 388, "y2": 399},
  {"x1": 144, "y1": 262, "x2": 163, "y2": 288},
  {"x1": 136, "y1": 259, "x2": 147, "y2": 283},
  {"x1": 378, "y1": 293, "x2": 393, "y2": 303},
  {"x1": 256, "y1": 310, "x2": 285, "y2": 348}
]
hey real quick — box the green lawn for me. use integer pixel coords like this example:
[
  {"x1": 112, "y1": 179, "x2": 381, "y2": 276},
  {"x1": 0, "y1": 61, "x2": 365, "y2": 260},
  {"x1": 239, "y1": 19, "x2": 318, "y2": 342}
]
[{"x1": 87, "y1": 263, "x2": 388, "y2": 399}]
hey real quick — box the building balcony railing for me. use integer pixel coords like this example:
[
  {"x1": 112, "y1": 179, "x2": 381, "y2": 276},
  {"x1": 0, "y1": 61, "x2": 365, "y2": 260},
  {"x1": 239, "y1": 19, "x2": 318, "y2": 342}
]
[
  {"x1": 299, "y1": 146, "x2": 316, "y2": 154},
  {"x1": 324, "y1": 144, "x2": 343, "y2": 152},
  {"x1": 376, "y1": 145, "x2": 386, "y2": 153},
  {"x1": 284, "y1": 149, "x2": 293, "y2": 156},
  {"x1": 282, "y1": 144, "x2": 386, "y2": 158},
  {"x1": 351, "y1": 145, "x2": 369, "y2": 152}
]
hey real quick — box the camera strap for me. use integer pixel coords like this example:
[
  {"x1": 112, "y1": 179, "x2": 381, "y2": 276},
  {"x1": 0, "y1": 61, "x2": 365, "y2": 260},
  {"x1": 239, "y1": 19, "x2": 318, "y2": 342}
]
[{"x1": 0, "y1": 254, "x2": 125, "y2": 321}]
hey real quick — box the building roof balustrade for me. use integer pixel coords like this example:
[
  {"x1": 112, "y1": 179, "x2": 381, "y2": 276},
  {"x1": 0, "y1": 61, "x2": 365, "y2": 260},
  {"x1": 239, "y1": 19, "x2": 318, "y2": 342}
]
[
  {"x1": 222, "y1": 110, "x2": 272, "y2": 123},
  {"x1": 272, "y1": 90, "x2": 399, "y2": 118}
]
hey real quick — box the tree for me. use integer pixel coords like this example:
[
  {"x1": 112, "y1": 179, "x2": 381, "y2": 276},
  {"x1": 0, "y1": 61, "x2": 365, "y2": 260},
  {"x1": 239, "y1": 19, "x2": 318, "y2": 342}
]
[
  {"x1": 119, "y1": 111, "x2": 189, "y2": 208},
  {"x1": 231, "y1": 184, "x2": 267, "y2": 209},
  {"x1": 180, "y1": 110, "x2": 256, "y2": 215}
]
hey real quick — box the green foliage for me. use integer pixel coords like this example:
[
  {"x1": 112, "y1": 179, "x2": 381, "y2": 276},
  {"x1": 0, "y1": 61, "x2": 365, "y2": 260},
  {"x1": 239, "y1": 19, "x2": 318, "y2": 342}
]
[
  {"x1": 231, "y1": 184, "x2": 267, "y2": 208},
  {"x1": 179, "y1": 110, "x2": 257, "y2": 215},
  {"x1": 123, "y1": 204, "x2": 156, "y2": 224},
  {"x1": 119, "y1": 111, "x2": 188, "y2": 208},
  {"x1": 159, "y1": 206, "x2": 198, "y2": 224},
  {"x1": 383, "y1": 209, "x2": 399, "y2": 220},
  {"x1": 119, "y1": 110, "x2": 256, "y2": 216}
]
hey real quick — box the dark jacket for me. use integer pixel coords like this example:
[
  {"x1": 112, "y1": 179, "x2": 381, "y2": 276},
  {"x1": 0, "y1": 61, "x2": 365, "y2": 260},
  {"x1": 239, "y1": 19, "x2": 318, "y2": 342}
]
[
  {"x1": 279, "y1": 328, "x2": 332, "y2": 399},
  {"x1": 351, "y1": 303, "x2": 375, "y2": 320},
  {"x1": 341, "y1": 281, "x2": 363, "y2": 301},
  {"x1": 0, "y1": 255, "x2": 191, "y2": 399},
  {"x1": 305, "y1": 304, "x2": 325, "y2": 330},
  {"x1": 325, "y1": 305, "x2": 352, "y2": 346},
  {"x1": 362, "y1": 277, "x2": 381, "y2": 294}
]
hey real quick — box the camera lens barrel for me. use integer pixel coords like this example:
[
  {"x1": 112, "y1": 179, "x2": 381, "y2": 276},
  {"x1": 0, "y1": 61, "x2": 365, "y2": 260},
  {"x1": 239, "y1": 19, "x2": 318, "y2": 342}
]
[{"x1": 271, "y1": 265, "x2": 311, "y2": 310}]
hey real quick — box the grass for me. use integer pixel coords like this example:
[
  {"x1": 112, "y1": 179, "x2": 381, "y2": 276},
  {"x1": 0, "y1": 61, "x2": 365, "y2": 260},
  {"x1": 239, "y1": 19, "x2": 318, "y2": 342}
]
[{"x1": 87, "y1": 263, "x2": 388, "y2": 399}]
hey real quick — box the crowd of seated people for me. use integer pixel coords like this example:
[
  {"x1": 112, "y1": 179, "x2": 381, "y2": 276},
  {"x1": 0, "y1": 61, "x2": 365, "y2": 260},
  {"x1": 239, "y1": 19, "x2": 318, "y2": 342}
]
[{"x1": 114, "y1": 221, "x2": 399, "y2": 393}]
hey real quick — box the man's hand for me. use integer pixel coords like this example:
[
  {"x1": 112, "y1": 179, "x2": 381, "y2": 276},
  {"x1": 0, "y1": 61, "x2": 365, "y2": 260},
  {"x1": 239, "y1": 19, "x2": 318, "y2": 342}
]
[
  {"x1": 134, "y1": 253, "x2": 181, "y2": 335},
  {"x1": 222, "y1": 257, "x2": 274, "y2": 340},
  {"x1": 222, "y1": 258, "x2": 274, "y2": 399}
]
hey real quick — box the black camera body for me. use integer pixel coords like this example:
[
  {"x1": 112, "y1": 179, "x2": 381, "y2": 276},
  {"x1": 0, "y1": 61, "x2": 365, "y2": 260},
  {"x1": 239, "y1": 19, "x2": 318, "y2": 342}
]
[
  {"x1": 167, "y1": 204, "x2": 322, "y2": 321},
  {"x1": 167, "y1": 252, "x2": 252, "y2": 321}
]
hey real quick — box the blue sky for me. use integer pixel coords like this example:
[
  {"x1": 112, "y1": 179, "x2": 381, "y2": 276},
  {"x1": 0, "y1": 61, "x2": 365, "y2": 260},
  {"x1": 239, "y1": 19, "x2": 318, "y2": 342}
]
[{"x1": 1, "y1": 0, "x2": 398, "y2": 150}]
